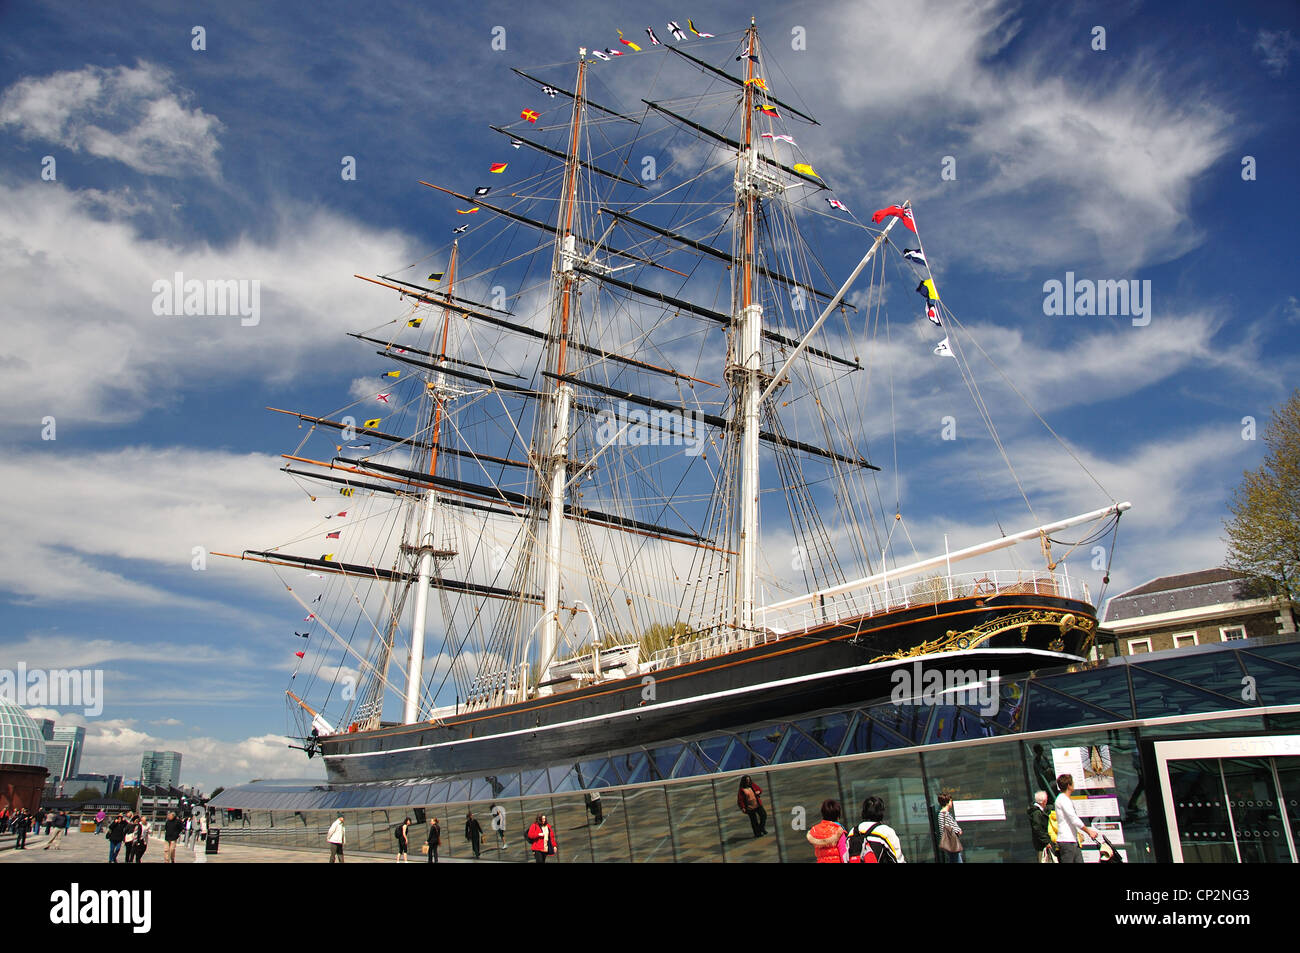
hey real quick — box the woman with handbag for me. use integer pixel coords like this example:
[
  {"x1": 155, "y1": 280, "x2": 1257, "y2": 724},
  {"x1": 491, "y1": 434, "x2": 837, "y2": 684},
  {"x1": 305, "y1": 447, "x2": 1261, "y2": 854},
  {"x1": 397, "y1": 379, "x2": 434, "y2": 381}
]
[{"x1": 937, "y1": 794, "x2": 964, "y2": 863}]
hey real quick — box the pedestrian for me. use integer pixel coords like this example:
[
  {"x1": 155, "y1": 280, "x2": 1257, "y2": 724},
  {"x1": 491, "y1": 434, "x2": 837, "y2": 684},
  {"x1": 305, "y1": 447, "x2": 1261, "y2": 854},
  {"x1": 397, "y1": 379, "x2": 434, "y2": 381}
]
[
  {"x1": 526, "y1": 813, "x2": 557, "y2": 864},
  {"x1": 937, "y1": 794, "x2": 963, "y2": 863},
  {"x1": 123, "y1": 815, "x2": 139, "y2": 862},
  {"x1": 426, "y1": 817, "x2": 441, "y2": 863},
  {"x1": 94, "y1": 808, "x2": 106, "y2": 834},
  {"x1": 43, "y1": 809, "x2": 54, "y2": 835},
  {"x1": 327, "y1": 814, "x2": 346, "y2": 863},
  {"x1": 1053, "y1": 774, "x2": 1100, "y2": 864},
  {"x1": 806, "y1": 798, "x2": 848, "y2": 863},
  {"x1": 395, "y1": 816, "x2": 410, "y2": 863},
  {"x1": 0, "y1": 807, "x2": 8, "y2": 834},
  {"x1": 490, "y1": 803, "x2": 507, "y2": 850},
  {"x1": 845, "y1": 795, "x2": 906, "y2": 863},
  {"x1": 163, "y1": 810, "x2": 184, "y2": 863},
  {"x1": 736, "y1": 775, "x2": 768, "y2": 838},
  {"x1": 12, "y1": 810, "x2": 29, "y2": 850},
  {"x1": 106, "y1": 814, "x2": 128, "y2": 863},
  {"x1": 135, "y1": 815, "x2": 151, "y2": 862},
  {"x1": 1028, "y1": 790, "x2": 1056, "y2": 863},
  {"x1": 465, "y1": 810, "x2": 483, "y2": 859},
  {"x1": 584, "y1": 791, "x2": 604, "y2": 827},
  {"x1": 43, "y1": 810, "x2": 69, "y2": 851}
]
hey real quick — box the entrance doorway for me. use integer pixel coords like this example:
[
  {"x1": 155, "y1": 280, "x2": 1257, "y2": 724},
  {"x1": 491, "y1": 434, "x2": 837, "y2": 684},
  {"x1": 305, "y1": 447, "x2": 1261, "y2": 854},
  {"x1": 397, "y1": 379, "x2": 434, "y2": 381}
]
[{"x1": 1153, "y1": 736, "x2": 1300, "y2": 863}]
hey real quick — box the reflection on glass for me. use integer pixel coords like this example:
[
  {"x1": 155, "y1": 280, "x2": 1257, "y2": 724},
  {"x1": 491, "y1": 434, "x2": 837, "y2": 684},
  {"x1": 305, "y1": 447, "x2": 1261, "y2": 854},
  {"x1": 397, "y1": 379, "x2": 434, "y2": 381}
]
[
  {"x1": 768, "y1": 762, "x2": 838, "y2": 864},
  {"x1": 1168, "y1": 759, "x2": 1237, "y2": 863},
  {"x1": 624, "y1": 786, "x2": 673, "y2": 863},
  {"x1": 666, "y1": 780, "x2": 720, "y2": 863},
  {"x1": 1221, "y1": 758, "x2": 1291, "y2": 863},
  {"x1": 716, "y1": 773, "x2": 778, "y2": 863}
]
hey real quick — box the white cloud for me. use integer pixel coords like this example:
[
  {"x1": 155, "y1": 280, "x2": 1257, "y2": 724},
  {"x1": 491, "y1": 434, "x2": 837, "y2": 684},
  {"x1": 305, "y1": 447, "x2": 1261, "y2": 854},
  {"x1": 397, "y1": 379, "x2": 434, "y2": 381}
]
[
  {"x1": 818, "y1": 0, "x2": 1234, "y2": 271},
  {"x1": 1254, "y1": 29, "x2": 1298, "y2": 77},
  {"x1": 0, "y1": 62, "x2": 222, "y2": 178},
  {"x1": 0, "y1": 181, "x2": 418, "y2": 428},
  {"x1": 23, "y1": 709, "x2": 321, "y2": 788}
]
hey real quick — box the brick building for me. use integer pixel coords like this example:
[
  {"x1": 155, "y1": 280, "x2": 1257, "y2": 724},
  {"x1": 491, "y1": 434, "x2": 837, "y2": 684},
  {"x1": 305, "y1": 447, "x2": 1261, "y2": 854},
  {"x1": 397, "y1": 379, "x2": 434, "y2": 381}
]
[{"x1": 1099, "y1": 568, "x2": 1296, "y2": 657}]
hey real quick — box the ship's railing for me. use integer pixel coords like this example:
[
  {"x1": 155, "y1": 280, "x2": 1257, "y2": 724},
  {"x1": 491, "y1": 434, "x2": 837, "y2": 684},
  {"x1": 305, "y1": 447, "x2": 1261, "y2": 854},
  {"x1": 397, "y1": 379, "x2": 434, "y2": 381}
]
[
  {"x1": 646, "y1": 570, "x2": 1089, "y2": 670},
  {"x1": 761, "y1": 569, "x2": 1091, "y2": 638},
  {"x1": 647, "y1": 627, "x2": 783, "y2": 670}
]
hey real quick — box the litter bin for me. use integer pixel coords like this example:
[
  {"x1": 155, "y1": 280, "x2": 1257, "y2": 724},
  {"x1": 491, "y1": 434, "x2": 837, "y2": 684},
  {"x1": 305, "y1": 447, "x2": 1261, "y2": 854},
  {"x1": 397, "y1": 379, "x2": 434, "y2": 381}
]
[{"x1": 205, "y1": 830, "x2": 220, "y2": 855}]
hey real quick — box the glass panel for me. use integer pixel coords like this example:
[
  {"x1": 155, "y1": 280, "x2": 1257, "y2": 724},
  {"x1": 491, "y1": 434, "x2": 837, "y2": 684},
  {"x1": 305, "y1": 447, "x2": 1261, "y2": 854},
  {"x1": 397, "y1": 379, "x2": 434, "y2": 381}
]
[
  {"x1": 649, "y1": 744, "x2": 683, "y2": 780},
  {"x1": 1237, "y1": 654, "x2": 1300, "y2": 705},
  {"x1": 738, "y1": 726, "x2": 785, "y2": 764},
  {"x1": 621, "y1": 753, "x2": 655, "y2": 785},
  {"x1": 1273, "y1": 758, "x2": 1300, "y2": 861},
  {"x1": 718, "y1": 738, "x2": 765, "y2": 773},
  {"x1": 520, "y1": 768, "x2": 549, "y2": 797},
  {"x1": 1030, "y1": 665, "x2": 1133, "y2": 720},
  {"x1": 574, "y1": 758, "x2": 620, "y2": 789},
  {"x1": 923, "y1": 743, "x2": 1033, "y2": 864},
  {"x1": 696, "y1": 735, "x2": 732, "y2": 770},
  {"x1": 794, "y1": 712, "x2": 851, "y2": 756},
  {"x1": 548, "y1": 763, "x2": 582, "y2": 794},
  {"x1": 549, "y1": 793, "x2": 593, "y2": 864},
  {"x1": 866, "y1": 702, "x2": 931, "y2": 746},
  {"x1": 518, "y1": 797, "x2": 554, "y2": 863},
  {"x1": 767, "y1": 761, "x2": 838, "y2": 864},
  {"x1": 666, "y1": 779, "x2": 721, "y2": 863},
  {"x1": 1024, "y1": 682, "x2": 1126, "y2": 731},
  {"x1": 840, "y1": 711, "x2": 911, "y2": 756},
  {"x1": 716, "y1": 773, "x2": 778, "y2": 863},
  {"x1": 1131, "y1": 667, "x2": 1248, "y2": 718},
  {"x1": 671, "y1": 745, "x2": 710, "y2": 780},
  {"x1": 624, "y1": 786, "x2": 673, "y2": 863},
  {"x1": 1167, "y1": 759, "x2": 1236, "y2": 862},
  {"x1": 1140, "y1": 652, "x2": 1251, "y2": 703},
  {"x1": 588, "y1": 790, "x2": 633, "y2": 862},
  {"x1": 1221, "y1": 758, "x2": 1291, "y2": 863},
  {"x1": 837, "y1": 753, "x2": 930, "y2": 863},
  {"x1": 464, "y1": 801, "x2": 502, "y2": 859},
  {"x1": 772, "y1": 726, "x2": 831, "y2": 766},
  {"x1": 1241, "y1": 641, "x2": 1300, "y2": 666}
]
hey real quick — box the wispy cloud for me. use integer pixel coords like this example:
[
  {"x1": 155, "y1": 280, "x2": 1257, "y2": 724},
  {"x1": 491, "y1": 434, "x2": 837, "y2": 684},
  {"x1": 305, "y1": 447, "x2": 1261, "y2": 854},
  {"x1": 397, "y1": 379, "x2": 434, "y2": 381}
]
[{"x1": 0, "y1": 62, "x2": 222, "y2": 178}]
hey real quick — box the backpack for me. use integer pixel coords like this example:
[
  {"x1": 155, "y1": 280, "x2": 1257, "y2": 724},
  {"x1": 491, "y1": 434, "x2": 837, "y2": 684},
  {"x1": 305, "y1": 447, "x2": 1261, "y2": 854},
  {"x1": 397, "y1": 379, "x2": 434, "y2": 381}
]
[
  {"x1": 394, "y1": 824, "x2": 404, "y2": 842},
  {"x1": 846, "y1": 822, "x2": 897, "y2": 864}
]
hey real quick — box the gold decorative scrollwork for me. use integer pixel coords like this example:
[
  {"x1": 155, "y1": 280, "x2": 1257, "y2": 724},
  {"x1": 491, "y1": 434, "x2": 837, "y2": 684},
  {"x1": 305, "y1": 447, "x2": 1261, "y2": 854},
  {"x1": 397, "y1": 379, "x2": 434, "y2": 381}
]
[{"x1": 869, "y1": 608, "x2": 1096, "y2": 663}]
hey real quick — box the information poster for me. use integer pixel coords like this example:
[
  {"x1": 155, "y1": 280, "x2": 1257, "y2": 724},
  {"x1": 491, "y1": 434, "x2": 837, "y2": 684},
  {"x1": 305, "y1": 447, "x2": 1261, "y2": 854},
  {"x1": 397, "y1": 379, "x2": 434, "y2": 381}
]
[{"x1": 1051, "y1": 744, "x2": 1115, "y2": 789}]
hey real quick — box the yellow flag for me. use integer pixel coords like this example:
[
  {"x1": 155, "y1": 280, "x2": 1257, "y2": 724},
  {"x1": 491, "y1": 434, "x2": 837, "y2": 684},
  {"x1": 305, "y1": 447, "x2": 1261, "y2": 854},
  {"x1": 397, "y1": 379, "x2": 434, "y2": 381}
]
[
  {"x1": 408, "y1": 318, "x2": 423, "y2": 328},
  {"x1": 383, "y1": 370, "x2": 401, "y2": 378},
  {"x1": 363, "y1": 418, "x2": 381, "y2": 429},
  {"x1": 793, "y1": 163, "x2": 819, "y2": 178},
  {"x1": 322, "y1": 553, "x2": 335, "y2": 562}
]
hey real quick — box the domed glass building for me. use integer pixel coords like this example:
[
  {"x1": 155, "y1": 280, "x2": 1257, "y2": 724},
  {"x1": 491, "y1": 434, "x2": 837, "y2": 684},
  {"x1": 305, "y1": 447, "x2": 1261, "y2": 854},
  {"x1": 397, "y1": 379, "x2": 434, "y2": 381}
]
[{"x1": 0, "y1": 700, "x2": 49, "y2": 814}]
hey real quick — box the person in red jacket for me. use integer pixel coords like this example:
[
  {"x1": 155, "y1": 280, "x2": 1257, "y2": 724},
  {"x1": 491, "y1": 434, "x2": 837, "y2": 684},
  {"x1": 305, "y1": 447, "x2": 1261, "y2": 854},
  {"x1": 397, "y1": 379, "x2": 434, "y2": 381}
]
[
  {"x1": 526, "y1": 813, "x2": 557, "y2": 864},
  {"x1": 806, "y1": 799, "x2": 848, "y2": 863},
  {"x1": 737, "y1": 775, "x2": 768, "y2": 837}
]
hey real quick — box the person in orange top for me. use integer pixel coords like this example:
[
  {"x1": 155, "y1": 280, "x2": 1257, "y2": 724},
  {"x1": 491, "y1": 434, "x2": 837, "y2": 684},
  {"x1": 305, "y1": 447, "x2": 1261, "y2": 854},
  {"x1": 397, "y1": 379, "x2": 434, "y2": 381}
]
[{"x1": 806, "y1": 798, "x2": 848, "y2": 863}]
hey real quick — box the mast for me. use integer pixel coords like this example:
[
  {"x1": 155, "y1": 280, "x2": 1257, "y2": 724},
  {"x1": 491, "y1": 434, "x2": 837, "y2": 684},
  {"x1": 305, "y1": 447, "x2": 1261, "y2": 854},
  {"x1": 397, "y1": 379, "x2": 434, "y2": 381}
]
[
  {"x1": 402, "y1": 241, "x2": 458, "y2": 723},
  {"x1": 537, "y1": 54, "x2": 587, "y2": 694},
  {"x1": 732, "y1": 19, "x2": 762, "y2": 636}
]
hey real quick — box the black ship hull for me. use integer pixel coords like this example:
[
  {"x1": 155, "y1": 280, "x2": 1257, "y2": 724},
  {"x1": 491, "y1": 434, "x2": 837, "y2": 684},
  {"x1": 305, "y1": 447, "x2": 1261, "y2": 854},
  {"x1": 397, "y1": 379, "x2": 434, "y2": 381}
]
[{"x1": 320, "y1": 592, "x2": 1097, "y2": 783}]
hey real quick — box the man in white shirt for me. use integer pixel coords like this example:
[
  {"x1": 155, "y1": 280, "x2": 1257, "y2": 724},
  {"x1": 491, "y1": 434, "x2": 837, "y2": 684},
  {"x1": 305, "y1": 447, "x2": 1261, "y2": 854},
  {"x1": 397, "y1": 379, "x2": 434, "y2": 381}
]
[
  {"x1": 1054, "y1": 774, "x2": 1100, "y2": 864},
  {"x1": 327, "y1": 815, "x2": 346, "y2": 863}
]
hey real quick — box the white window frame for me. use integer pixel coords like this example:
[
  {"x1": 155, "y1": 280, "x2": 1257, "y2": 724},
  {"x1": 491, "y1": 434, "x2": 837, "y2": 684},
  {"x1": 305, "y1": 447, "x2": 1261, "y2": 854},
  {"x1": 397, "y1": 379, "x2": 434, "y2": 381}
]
[
  {"x1": 1219, "y1": 625, "x2": 1247, "y2": 642},
  {"x1": 1172, "y1": 631, "x2": 1199, "y2": 649},
  {"x1": 1127, "y1": 637, "x2": 1153, "y2": 655}
]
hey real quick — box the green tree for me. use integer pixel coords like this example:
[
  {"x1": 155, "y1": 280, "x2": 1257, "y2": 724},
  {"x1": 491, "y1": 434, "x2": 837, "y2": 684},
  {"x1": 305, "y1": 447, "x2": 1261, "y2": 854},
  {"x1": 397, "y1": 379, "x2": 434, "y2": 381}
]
[
  {"x1": 117, "y1": 786, "x2": 140, "y2": 811},
  {"x1": 1224, "y1": 388, "x2": 1300, "y2": 608},
  {"x1": 71, "y1": 786, "x2": 101, "y2": 802},
  {"x1": 211, "y1": 786, "x2": 225, "y2": 798}
]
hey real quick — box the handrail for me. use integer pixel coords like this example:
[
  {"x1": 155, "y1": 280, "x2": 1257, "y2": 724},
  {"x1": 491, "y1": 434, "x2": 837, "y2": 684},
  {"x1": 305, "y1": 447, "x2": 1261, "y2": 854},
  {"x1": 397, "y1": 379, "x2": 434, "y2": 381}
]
[{"x1": 648, "y1": 569, "x2": 1090, "y2": 668}]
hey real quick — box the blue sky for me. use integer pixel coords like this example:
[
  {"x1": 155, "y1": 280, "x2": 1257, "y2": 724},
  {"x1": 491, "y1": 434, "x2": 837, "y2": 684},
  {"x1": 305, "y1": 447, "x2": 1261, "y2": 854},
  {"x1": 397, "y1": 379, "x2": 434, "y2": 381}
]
[{"x1": 1, "y1": 0, "x2": 1296, "y2": 790}]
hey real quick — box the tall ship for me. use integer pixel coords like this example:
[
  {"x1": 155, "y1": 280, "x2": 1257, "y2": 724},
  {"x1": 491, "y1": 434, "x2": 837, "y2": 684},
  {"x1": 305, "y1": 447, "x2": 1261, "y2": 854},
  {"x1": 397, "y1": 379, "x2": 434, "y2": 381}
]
[{"x1": 220, "y1": 19, "x2": 1129, "y2": 786}]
